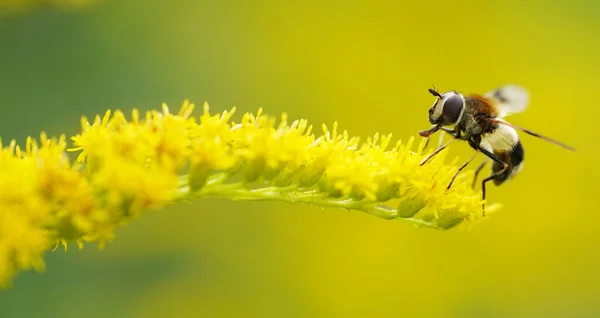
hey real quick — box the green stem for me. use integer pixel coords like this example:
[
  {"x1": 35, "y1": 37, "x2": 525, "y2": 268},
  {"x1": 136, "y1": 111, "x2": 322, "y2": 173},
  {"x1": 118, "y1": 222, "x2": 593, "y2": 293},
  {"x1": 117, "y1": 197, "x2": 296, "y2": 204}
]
[{"x1": 177, "y1": 178, "x2": 442, "y2": 229}]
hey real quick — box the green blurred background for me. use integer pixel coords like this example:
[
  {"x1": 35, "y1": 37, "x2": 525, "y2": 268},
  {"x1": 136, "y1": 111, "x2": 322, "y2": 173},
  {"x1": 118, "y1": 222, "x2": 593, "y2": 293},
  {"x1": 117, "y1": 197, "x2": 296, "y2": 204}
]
[{"x1": 0, "y1": 0, "x2": 597, "y2": 317}]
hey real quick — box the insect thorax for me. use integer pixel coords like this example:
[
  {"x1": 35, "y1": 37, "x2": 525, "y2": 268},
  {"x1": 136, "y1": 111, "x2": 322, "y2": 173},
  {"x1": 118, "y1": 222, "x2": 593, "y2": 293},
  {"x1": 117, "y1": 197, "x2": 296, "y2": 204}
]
[
  {"x1": 455, "y1": 96, "x2": 499, "y2": 140},
  {"x1": 455, "y1": 113, "x2": 492, "y2": 140}
]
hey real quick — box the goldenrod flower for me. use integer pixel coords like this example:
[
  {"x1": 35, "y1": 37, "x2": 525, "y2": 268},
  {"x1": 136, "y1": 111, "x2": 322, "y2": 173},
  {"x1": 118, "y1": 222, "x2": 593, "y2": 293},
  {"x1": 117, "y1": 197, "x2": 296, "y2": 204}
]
[{"x1": 0, "y1": 100, "x2": 497, "y2": 287}]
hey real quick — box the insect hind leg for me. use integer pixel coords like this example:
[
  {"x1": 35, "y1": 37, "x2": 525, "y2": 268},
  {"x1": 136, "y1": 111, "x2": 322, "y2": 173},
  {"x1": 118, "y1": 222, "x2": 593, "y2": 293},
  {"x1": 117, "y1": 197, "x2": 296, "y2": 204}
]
[
  {"x1": 481, "y1": 163, "x2": 509, "y2": 217},
  {"x1": 472, "y1": 161, "x2": 487, "y2": 189},
  {"x1": 474, "y1": 145, "x2": 510, "y2": 217}
]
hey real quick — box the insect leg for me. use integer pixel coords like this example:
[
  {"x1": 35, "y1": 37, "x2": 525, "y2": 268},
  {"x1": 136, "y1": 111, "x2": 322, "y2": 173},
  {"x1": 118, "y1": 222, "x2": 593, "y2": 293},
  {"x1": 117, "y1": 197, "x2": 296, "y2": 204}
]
[
  {"x1": 478, "y1": 147, "x2": 507, "y2": 167},
  {"x1": 471, "y1": 161, "x2": 487, "y2": 189},
  {"x1": 440, "y1": 127, "x2": 457, "y2": 135},
  {"x1": 423, "y1": 128, "x2": 455, "y2": 149},
  {"x1": 437, "y1": 129, "x2": 446, "y2": 148},
  {"x1": 481, "y1": 167, "x2": 508, "y2": 217},
  {"x1": 420, "y1": 137, "x2": 455, "y2": 166},
  {"x1": 477, "y1": 147, "x2": 510, "y2": 217},
  {"x1": 447, "y1": 151, "x2": 478, "y2": 190}
]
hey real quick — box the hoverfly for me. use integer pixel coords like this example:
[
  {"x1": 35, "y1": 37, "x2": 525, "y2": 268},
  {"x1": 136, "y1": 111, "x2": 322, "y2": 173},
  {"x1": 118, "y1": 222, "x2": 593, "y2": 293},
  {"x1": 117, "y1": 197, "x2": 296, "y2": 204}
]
[{"x1": 418, "y1": 85, "x2": 575, "y2": 215}]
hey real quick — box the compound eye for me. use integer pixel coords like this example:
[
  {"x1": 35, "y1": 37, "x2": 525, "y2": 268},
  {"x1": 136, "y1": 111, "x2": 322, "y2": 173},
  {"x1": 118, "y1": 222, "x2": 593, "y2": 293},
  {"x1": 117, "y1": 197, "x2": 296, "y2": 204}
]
[{"x1": 442, "y1": 95, "x2": 463, "y2": 124}]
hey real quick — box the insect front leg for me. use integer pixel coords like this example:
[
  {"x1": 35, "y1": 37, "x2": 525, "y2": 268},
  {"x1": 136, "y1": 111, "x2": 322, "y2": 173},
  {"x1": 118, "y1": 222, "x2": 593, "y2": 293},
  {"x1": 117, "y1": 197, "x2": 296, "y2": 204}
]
[
  {"x1": 420, "y1": 128, "x2": 458, "y2": 166},
  {"x1": 419, "y1": 140, "x2": 453, "y2": 166},
  {"x1": 423, "y1": 136, "x2": 431, "y2": 149},
  {"x1": 437, "y1": 127, "x2": 460, "y2": 147},
  {"x1": 423, "y1": 127, "x2": 455, "y2": 149},
  {"x1": 436, "y1": 128, "x2": 447, "y2": 148},
  {"x1": 420, "y1": 138, "x2": 457, "y2": 167},
  {"x1": 423, "y1": 130, "x2": 446, "y2": 149}
]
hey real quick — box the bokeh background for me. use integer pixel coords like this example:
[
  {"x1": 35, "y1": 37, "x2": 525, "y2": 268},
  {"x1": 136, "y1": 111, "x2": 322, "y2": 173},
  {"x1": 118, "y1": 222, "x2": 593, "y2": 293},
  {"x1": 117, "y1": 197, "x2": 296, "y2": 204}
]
[{"x1": 0, "y1": 0, "x2": 598, "y2": 317}]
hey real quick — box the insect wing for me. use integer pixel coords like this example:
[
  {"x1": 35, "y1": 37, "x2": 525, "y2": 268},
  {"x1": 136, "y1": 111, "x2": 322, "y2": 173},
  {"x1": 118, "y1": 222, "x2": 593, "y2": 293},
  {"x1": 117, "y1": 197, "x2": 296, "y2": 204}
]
[{"x1": 485, "y1": 84, "x2": 529, "y2": 118}]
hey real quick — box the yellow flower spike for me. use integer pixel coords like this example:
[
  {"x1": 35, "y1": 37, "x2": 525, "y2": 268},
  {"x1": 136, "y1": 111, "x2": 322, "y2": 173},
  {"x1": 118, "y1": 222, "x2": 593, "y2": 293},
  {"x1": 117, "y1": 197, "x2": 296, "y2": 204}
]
[{"x1": 0, "y1": 100, "x2": 497, "y2": 288}]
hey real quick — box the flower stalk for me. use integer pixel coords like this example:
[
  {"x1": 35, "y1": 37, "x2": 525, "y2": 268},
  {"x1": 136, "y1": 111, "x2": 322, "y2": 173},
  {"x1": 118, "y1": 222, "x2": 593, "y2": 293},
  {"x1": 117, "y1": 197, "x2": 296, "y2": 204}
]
[{"x1": 0, "y1": 100, "x2": 497, "y2": 287}]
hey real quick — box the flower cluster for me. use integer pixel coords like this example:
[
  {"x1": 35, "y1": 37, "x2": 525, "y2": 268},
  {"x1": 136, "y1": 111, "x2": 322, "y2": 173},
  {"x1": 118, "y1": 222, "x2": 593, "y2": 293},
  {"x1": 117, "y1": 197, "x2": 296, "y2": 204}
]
[{"x1": 0, "y1": 100, "x2": 496, "y2": 287}]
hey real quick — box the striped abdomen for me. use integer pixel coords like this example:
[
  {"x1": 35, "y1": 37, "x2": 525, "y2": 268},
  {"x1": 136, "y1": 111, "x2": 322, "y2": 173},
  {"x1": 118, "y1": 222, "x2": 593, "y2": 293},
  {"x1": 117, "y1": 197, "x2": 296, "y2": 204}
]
[
  {"x1": 492, "y1": 140, "x2": 524, "y2": 185},
  {"x1": 481, "y1": 124, "x2": 525, "y2": 185}
]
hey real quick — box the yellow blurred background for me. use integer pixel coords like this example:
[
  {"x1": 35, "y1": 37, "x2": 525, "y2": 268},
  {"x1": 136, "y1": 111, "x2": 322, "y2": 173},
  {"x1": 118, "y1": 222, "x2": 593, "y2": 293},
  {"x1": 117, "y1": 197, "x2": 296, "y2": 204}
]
[{"x1": 0, "y1": 0, "x2": 598, "y2": 317}]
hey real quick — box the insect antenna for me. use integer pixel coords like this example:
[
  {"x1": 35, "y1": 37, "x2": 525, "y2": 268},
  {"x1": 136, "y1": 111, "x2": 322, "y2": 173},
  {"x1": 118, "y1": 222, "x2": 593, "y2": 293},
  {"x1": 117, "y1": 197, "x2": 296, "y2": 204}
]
[{"x1": 428, "y1": 87, "x2": 443, "y2": 98}]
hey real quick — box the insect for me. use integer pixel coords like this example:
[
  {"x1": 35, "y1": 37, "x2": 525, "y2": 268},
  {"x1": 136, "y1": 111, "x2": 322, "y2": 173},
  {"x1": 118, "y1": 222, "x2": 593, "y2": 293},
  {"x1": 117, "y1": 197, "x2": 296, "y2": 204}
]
[{"x1": 418, "y1": 84, "x2": 575, "y2": 215}]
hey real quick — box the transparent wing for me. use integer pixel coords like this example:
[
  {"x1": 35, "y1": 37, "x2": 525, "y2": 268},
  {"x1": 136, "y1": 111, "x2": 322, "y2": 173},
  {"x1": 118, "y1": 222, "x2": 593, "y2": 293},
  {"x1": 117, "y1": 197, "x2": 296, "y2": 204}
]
[{"x1": 485, "y1": 84, "x2": 529, "y2": 118}]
